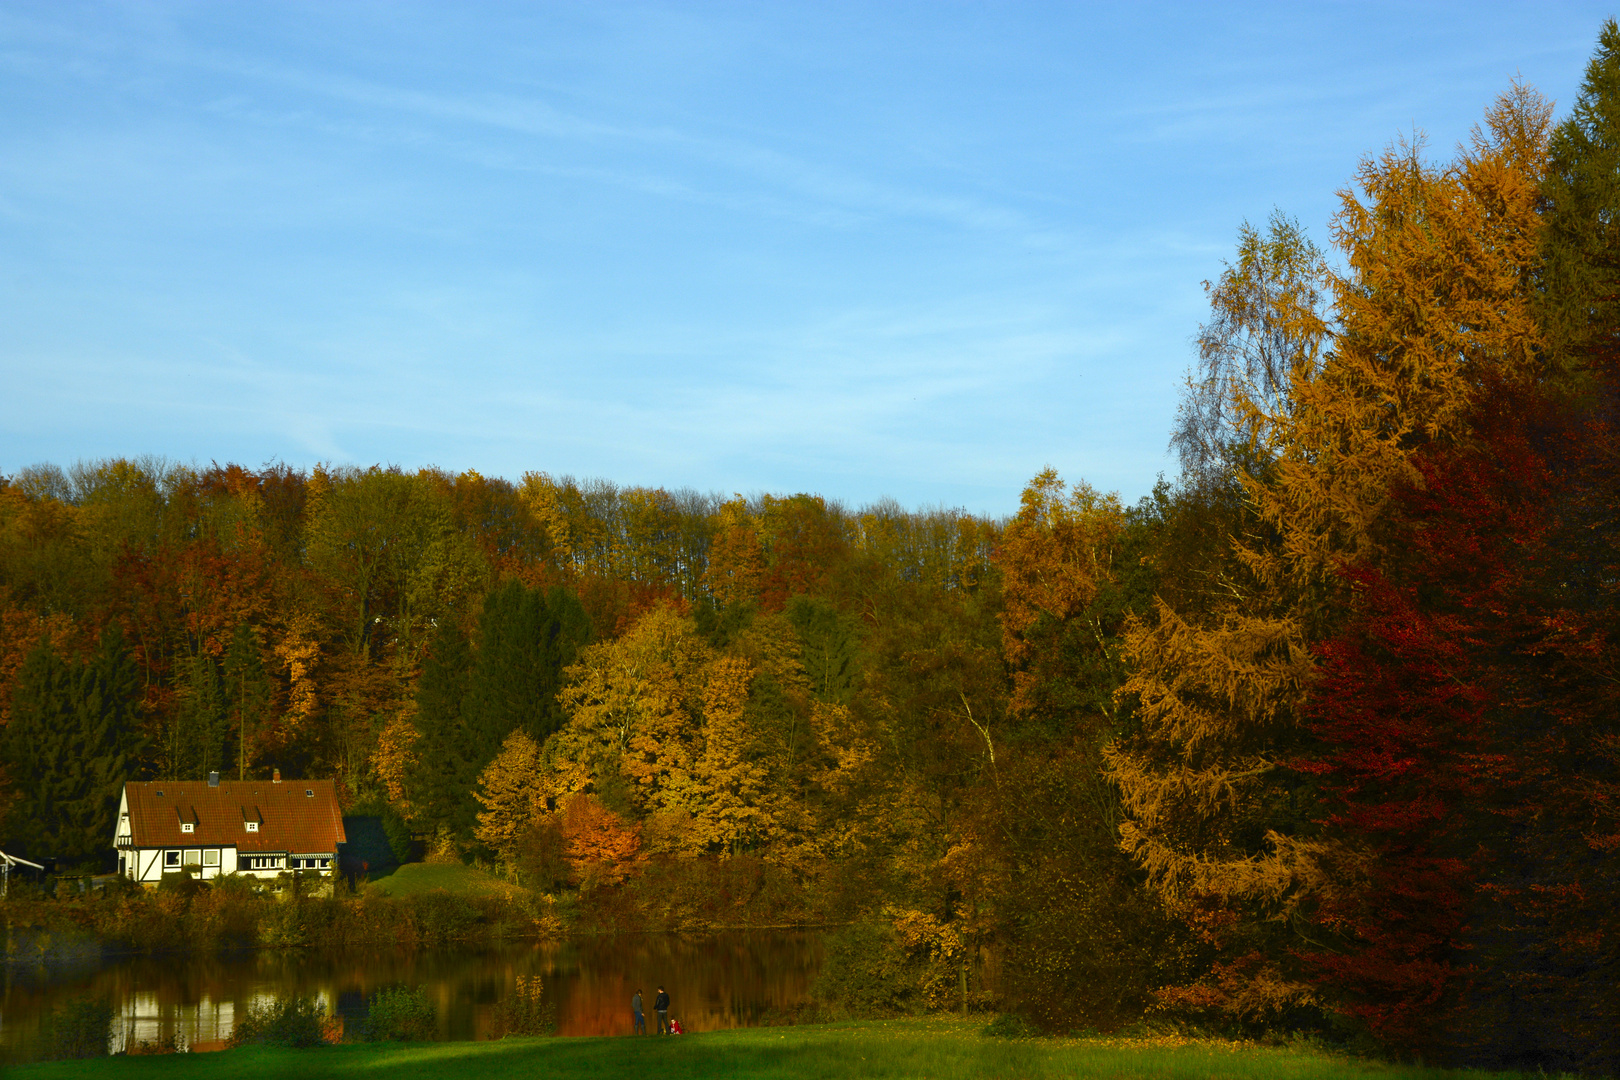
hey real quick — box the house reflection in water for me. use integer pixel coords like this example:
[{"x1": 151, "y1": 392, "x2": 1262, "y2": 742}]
[{"x1": 1, "y1": 932, "x2": 820, "y2": 1056}]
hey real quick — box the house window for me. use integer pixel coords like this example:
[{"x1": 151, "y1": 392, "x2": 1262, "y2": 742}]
[
  {"x1": 248, "y1": 855, "x2": 283, "y2": 871},
  {"x1": 165, "y1": 850, "x2": 180, "y2": 867},
  {"x1": 181, "y1": 822, "x2": 194, "y2": 833},
  {"x1": 203, "y1": 850, "x2": 220, "y2": 867},
  {"x1": 184, "y1": 850, "x2": 201, "y2": 866},
  {"x1": 305, "y1": 789, "x2": 314, "y2": 797},
  {"x1": 319, "y1": 857, "x2": 331, "y2": 869},
  {"x1": 245, "y1": 821, "x2": 259, "y2": 832}
]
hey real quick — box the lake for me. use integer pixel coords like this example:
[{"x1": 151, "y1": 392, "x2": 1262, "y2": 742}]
[{"x1": 0, "y1": 930, "x2": 823, "y2": 1058}]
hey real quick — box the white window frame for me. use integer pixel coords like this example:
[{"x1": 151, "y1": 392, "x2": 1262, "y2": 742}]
[
  {"x1": 245, "y1": 821, "x2": 259, "y2": 832},
  {"x1": 181, "y1": 822, "x2": 194, "y2": 833},
  {"x1": 183, "y1": 850, "x2": 201, "y2": 866},
  {"x1": 164, "y1": 850, "x2": 180, "y2": 867},
  {"x1": 203, "y1": 849, "x2": 220, "y2": 867}
]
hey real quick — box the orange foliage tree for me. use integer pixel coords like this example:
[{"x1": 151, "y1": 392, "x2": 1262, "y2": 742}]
[{"x1": 557, "y1": 792, "x2": 640, "y2": 885}]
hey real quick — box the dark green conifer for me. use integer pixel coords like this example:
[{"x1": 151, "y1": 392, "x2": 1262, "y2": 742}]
[
  {"x1": 170, "y1": 652, "x2": 230, "y2": 780},
  {"x1": 222, "y1": 623, "x2": 272, "y2": 780},
  {"x1": 410, "y1": 583, "x2": 591, "y2": 842},
  {"x1": 3, "y1": 637, "x2": 78, "y2": 861},
  {"x1": 1541, "y1": 18, "x2": 1620, "y2": 362},
  {"x1": 2, "y1": 626, "x2": 144, "y2": 869},
  {"x1": 785, "y1": 594, "x2": 859, "y2": 704},
  {"x1": 464, "y1": 581, "x2": 592, "y2": 748},
  {"x1": 408, "y1": 617, "x2": 475, "y2": 838}
]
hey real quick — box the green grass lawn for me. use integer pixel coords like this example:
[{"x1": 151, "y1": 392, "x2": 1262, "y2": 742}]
[
  {"x1": 9, "y1": 1018, "x2": 1550, "y2": 1080},
  {"x1": 362, "y1": 862, "x2": 522, "y2": 899}
]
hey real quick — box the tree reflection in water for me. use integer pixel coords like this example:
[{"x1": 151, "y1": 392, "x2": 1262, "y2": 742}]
[{"x1": 0, "y1": 930, "x2": 822, "y2": 1057}]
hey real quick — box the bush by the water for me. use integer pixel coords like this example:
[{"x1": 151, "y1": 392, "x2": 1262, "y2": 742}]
[
  {"x1": 810, "y1": 912, "x2": 986, "y2": 1019},
  {"x1": 574, "y1": 852, "x2": 812, "y2": 933},
  {"x1": 0, "y1": 872, "x2": 550, "y2": 957},
  {"x1": 364, "y1": 985, "x2": 437, "y2": 1042},
  {"x1": 35, "y1": 996, "x2": 113, "y2": 1060},
  {"x1": 227, "y1": 994, "x2": 327, "y2": 1048},
  {"x1": 811, "y1": 922, "x2": 923, "y2": 1016}
]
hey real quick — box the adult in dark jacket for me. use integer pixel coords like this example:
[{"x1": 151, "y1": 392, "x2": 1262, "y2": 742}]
[
  {"x1": 654, "y1": 986, "x2": 670, "y2": 1034},
  {"x1": 632, "y1": 989, "x2": 645, "y2": 1035}
]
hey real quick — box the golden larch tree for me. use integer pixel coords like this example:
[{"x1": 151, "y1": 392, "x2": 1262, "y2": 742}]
[
  {"x1": 475, "y1": 729, "x2": 547, "y2": 860},
  {"x1": 1106, "y1": 85, "x2": 1555, "y2": 1014}
]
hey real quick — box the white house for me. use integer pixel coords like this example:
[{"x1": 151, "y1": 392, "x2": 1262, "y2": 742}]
[{"x1": 114, "y1": 771, "x2": 346, "y2": 884}]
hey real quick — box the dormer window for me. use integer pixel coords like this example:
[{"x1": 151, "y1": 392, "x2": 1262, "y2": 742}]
[
  {"x1": 246, "y1": 821, "x2": 259, "y2": 832},
  {"x1": 181, "y1": 823, "x2": 194, "y2": 833},
  {"x1": 305, "y1": 789, "x2": 314, "y2": 797}
]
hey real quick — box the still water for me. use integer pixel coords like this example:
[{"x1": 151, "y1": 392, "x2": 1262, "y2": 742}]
[{"x1": 0, "y1": 931, "x2": 822, "y2": 1057}]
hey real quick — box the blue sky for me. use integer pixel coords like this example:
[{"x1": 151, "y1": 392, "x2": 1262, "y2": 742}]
[{"x1": 1, "y1": 2, "x2": 1614, "y2": 514}]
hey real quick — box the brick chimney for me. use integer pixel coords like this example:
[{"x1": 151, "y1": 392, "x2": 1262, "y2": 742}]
[
  {"x1": 273, "y1": 768, "x2": 282, "y2": 783},
  {"x1": 208, "y1": 771, "x2": 220, "y2": 787}
]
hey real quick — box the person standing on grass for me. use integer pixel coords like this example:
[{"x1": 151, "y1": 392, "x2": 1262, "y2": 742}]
[
  {"x1": 632, "y1": 989, "x2": 645, "y2": 1035},
  {"x1": 654, "y1": 985, "x2": 670, "y2": 1034}
]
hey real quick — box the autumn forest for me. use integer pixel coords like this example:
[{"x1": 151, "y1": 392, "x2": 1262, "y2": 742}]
[{"x1": 5, "y1": 21, "x2": 1620, "y2": 1076}]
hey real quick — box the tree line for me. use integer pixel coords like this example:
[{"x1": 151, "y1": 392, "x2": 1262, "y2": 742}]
[{"x1": 2, "y1": 19, "x2": 1618, "y2": 1073}]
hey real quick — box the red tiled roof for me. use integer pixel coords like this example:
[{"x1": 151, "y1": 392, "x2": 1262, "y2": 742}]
[{"x1": 123, "y1": 780, "x2": 346, "y2": 854}]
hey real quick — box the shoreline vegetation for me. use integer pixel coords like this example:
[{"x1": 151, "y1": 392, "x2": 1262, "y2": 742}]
[
  {"x1": 4, "y1": 20, "x2": 1620, "y2": 1076},
  {"x1": 3, "y1": 1018, "x2": 1570, "y2": 1080},
  {"x1": 1, "y1": 848, "x2": 838, "y2": 965}
]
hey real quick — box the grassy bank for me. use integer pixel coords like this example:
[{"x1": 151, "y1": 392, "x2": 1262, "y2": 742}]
[
  {"x1": 10, "y1": 1018, "x2": 1545, "y2": 1080},
  {"x1": 362, "y1": 863, "x2": 524, "y2": 899}
]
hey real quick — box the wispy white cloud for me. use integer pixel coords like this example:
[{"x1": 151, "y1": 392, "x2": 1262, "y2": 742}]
[{"x1": 84, "y1": 30, "x2": 1049, "y2": 241}]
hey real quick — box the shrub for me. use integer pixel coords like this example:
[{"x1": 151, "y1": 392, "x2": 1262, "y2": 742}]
[
  {"x1": 186, "y1": 874, "x2": 266, "y2": 951},
  {"x1": 408, "y1": 890, "x2": 480, "y2": 945},
  {"x1": 1000, "y1": 860, "x2": 1198, "y2": 1033},
  {"x1": 599, "y1": 851, "x2": 809, "y2": 933},
  {"x1": 37, "y1": 996, "x2": 113, "y2": 1060},
  {"x1": 257, "y1": 895, "x2": 312, "y2": 948},
  {"x1": 494, "y1": 974, "x2": 554, "y2": 1037},
  {"x1": 228, "y1": 994, "x2": 327, "y2": 1048},
  {"x1": 514, "y1": 820, "x2": 570, "y2": 892},
  {"x1": 2, "y1": 876, "x2": 542, "y2": 958},
  {"x1": 424, "y1": 826, "x2": 462, "y2": 865},
  {"x1": 811, "y1": 922, "x2": 921, "y2": 1016},
  {"x1": 363, "y1": 985, "x2": 437, "y2": 1042},
  {"x1": 983, "y1": 1012, "x2": 1038, "y2": 1039},
  {"x1": 156, "y1": 866, "x2": 202, "y2": 902},
  {"x1": 889, "y1": 907, "x2": 978, "y2": 1012}
]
